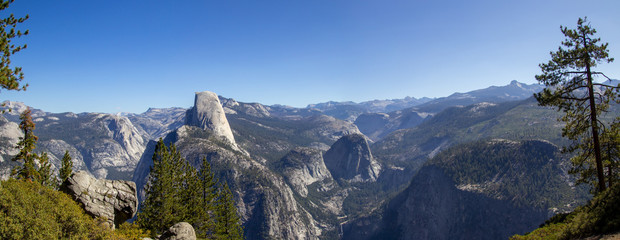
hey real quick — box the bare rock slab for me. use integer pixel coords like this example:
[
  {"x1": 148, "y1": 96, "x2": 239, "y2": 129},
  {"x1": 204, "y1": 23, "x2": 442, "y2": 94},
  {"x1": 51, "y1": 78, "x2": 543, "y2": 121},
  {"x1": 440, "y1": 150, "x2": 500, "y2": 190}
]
[{"x1": 61, "y1": 170, "x2": 138, "y2": 228}]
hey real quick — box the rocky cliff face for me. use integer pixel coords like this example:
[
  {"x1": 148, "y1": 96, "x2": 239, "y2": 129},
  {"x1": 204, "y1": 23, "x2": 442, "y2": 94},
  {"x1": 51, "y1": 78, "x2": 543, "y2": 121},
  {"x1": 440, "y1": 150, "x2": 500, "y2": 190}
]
[
  {"x1": 323, "y1": 134, "x2": 380, "y2": 182},
  {"x1": 276, "y1": 147, "x2": 332, "y2": 197},
  {"x1": 0, "y1": 116, "x2": 21, "y2": 159},
  {"x1": 345, "y1": 166, "x2": 547, "y2": 240},
  {"x1": 0, "y1": 102, "x2": 147, "y2": 180},
  {"x1": 355, "y1": 109, "x2": 428, "y2": 141},
  {"x1": 70, "y1": 113, "x2": 147, "y2": 179},
  {"x1": 219, "y1": 97, "x2": 271, "y2": 118},
  {"x1": 306, "y1": 96, "x2": 433, "y2": 122},
  {"x1": 134, "y1": 92, "x2": 333, "y2": 239},
  {"x1": 37, "y1": 139, "x2": 88, "y2": 175},
  {"x1": 134, "y1": 126, "x2": 321, "y2": 239},
  {"x1": 186, "y1": 91, "x2": 237, "y2": 148},
  {"x1": 344, "y1": 139, "x2": 586, "y2": 240},
  {"x1": 0, "y1": 116, "x2": 22, "y2": 179},
  {"x1": 125, "y1": 107, "x2": 186, "y2": 140}
]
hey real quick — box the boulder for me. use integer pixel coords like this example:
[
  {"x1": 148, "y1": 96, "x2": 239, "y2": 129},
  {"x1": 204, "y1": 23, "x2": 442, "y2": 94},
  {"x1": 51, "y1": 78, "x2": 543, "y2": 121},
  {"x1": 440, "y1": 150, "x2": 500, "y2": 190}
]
[
  {"x1": 159, "y1": 222, "x2": 196, "y2": 240},
  {"x1": 61, "y1": 171, "x2": 138, "y2": 228}
]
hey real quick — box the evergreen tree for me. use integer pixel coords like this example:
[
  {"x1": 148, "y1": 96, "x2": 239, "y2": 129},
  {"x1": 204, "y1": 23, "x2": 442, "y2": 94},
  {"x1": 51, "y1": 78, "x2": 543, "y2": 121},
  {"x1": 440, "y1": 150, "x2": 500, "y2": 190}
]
[
  {"x1": 0, "y1": 0, "x2": 29, "y2": 98},
  {"x1": 138, "y1": 139, "x2": 178, "y2": 235},
  {"x1": 214, "y1": 182, "x2": 244, "y2": 240},
  {"x1": 36, "y1": 152, "x2": 56, "y2": 188},
  {"x1": 11, "y1": 108, "x2": 56, "y2": 187},
  {"x1": 59, "y1": 150, "x2": 73, "y2": 184},
  {"x1": 535, "y1": 17, "x2": 619, "y2": 193},
  {"x1": 11, "y1": 107, "x2": 39, "y2": 181},
  {"x1": 601, "y1": 121, "x2": 620, "y2": 186},
  {"x1": 181, "y1": 159, "x2": 205, "y2": 233},
  {"x1": 197, "y1": 156, "x2": 218, "y2": 238},
  {"x1": 139, "y1": 139, "x2": 244, "y2": 238}
]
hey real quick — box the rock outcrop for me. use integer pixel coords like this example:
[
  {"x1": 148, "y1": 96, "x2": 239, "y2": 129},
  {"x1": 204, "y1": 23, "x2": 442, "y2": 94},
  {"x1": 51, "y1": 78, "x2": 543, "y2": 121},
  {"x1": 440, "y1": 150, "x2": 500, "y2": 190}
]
[
  {"x1": 133, "y1": 126, "x2": 321, "y2": 239},
  {"x1": 126, "y1": 107, "x2": 187, "y2": 140},
  {"x1": 277, "y1": 147, "x2": 332, "y2": 197},
  {"x1": 219, "y1": 97, "x2": 271, "y2": 118},
  {"x1": 345, "y1": 166, "x2": 547, "y2": 240},
  {"x1": 0, "y1": 116, "x2": 22, "y2": 180},
  {"x1": 160, "y1": 222, "x2": 196, "y2": 240},
  {"x1": 355, "y1": 109, "x2": 428, "y2": 141},
  {"x1": 0, "y1": 104, "x2": 148, "y2": 180},
  {"x1": 61, "y1": 171, "x2": 138, "y2": 228},
  {"x1": 80, "y1": 114, "x2": 147, "y2": 178},
  {"x1": 0, "y1": 116, "x2": 22, "y2": 158},
  {"x1": 323, "y1": 134, "x2": 381, "y2": 182},
  {"x1": 186, "y1": 91, "x2": 237, "y2": 147},
  {"x1": 37, "y1": 139, "x2": 88, "y2": 173},
  {"x1": 344, "y1": 140, "x2": 583, "y2": 240},
  {"x1": 301, "y1": 115, "x2": 362, "y2": 142}
]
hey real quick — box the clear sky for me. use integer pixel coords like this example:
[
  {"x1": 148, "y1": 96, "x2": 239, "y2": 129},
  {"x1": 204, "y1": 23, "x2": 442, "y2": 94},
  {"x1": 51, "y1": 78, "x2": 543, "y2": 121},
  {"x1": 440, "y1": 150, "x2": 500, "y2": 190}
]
[{"x1": 1, "y1": 0, "x2": 619, "y2": 113}]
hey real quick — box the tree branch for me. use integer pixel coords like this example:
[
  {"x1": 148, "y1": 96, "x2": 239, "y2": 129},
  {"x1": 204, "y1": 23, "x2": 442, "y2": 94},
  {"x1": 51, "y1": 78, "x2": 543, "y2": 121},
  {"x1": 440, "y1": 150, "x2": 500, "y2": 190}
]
[
  {"x1": 560, "y1": 96, "x2": 590, "y2": 101},
  {"x1": 592, "y1": 83, "x2": 619, "y2": 89}
]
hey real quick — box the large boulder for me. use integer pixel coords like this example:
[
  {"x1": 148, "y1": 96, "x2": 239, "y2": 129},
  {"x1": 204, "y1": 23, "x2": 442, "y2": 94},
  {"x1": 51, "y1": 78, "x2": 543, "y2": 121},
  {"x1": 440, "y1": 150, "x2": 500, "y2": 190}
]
[
  {"x1": 61, "y1": 171, "x2": 138, "y2": 228},
  {"x1": 159, "y1": 222, "x2": 197, "y2": 240}
]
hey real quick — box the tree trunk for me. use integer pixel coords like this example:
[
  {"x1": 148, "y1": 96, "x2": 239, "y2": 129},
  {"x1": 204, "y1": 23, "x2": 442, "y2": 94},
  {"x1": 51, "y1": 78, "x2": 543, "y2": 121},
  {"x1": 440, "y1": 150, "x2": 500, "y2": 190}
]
[
  {"x1": 584, "y1": 32, "x2": 606, "y2": 192},
  {"x1": 609, "y1": 164, "x2": 613, "y2": 188}
]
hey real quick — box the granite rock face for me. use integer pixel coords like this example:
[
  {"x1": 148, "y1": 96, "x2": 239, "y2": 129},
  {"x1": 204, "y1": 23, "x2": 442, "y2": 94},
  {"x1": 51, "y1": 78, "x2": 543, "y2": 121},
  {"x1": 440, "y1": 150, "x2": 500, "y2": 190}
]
[
  {"x1": 355, "y1": 109, "x2": 428, "y2": 141},
  {"x1": 133, "y1": 126, "x2": 321, "y2": 239},
  {"x1": 219, "y1": 96, "x2": 271, "y2": 118},
  {"x1": 0, "y1": 103, "x2": 148, "y2": 180},
  {"x1": 160, "y1": 222, "x2": 197, "y2": 240},
  {"x1": 186, "y1": 91, "x2": 237, "y2": 147},
  {"x1": 278, "y1": 147, "x2": 332, "y2": 197},
  {"x1": 125, "y1": 107, "x2": 187, "y2": 140},
  {"x1": 323, "y1": 134, "x2": 381, "y2": 182},
  {"x1": 0, "y1": 116, "x2": 22, "y2": 159},
  {"x1": 0, "y1": 116, "x2": 22, "y2": 180},
  {"x1": 61, "y1": 171, "x2": 138, "y2": 228}
]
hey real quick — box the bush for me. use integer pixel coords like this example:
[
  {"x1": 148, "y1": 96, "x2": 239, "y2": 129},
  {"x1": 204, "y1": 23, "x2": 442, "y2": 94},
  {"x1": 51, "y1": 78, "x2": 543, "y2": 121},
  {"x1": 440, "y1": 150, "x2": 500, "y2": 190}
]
[
  {"x1": 561, "y1": 183, "x2": 620, "y2": 239},
  {"x1": 0, "y1": 179, "x2": 116, "y2": 239},
  {"x1": 510, "y1": 223, "x2": 566, "y2": 240},
  {"x1": 115, "y1": 222, "x2": 151, "y2": 240},
  {"x1": 511, "y1": 183, "x2": 620, "y2": 240}
]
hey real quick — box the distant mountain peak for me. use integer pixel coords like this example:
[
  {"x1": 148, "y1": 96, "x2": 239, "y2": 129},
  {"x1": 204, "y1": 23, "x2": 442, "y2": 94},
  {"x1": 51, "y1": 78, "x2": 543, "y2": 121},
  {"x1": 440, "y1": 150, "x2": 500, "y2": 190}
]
[
  {"x1": 509, "y1": 79, "x2": 523, "y2": 88},
  {"x1": 185, "y1": 91, "x2": 237, "y2": 148}
]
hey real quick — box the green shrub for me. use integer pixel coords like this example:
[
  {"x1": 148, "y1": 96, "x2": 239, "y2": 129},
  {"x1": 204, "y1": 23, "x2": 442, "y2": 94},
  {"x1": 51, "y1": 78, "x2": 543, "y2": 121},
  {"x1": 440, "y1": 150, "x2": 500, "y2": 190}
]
[
  {"x1": 0, "y1": 179, "x2": 116, "y2": 239},
  {"x1": 511, "y1": 183, "x2": 620, "y2": 240},
  {"x1": 115, "y1": 222, "x2": 151, "y2": 240},
  {"x1": 510, "y1": 223, "x2": 566, "y2": 240},
  {"x1": 561, "y1": 183, "x2": 620, "y2": 239}
]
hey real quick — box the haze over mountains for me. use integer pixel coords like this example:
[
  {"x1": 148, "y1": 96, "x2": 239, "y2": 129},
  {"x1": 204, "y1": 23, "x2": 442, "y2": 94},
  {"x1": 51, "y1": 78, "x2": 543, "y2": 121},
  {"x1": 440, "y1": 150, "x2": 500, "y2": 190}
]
[{"x1": 1, "y1": 80, "x2": 615, "y2": 239}]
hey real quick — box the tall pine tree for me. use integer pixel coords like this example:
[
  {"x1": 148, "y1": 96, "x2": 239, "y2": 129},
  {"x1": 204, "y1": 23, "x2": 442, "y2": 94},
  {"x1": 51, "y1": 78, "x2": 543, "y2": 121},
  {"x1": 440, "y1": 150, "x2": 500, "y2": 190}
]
[
  {"x1": 138, "y1": 139, "x2": 179, "y2": 235},
  {"x1": 197, "y1": 156, "x2": 218, "y2": 238},
  {"x1": 12, "y1": 107, "x2": 39, "y2": 181},
  {"x1": 11, "y1": 108, "x2": 56, "y2": 187},
  {"x1": 214, "y1": 182, "x2": 244, "y2": 240},
  {"x1": 138, "y1": 139, "x2": 244, "y2": 239},
  {"x1": 535, "y1": 17, "x2": 619, "y2": 193}
]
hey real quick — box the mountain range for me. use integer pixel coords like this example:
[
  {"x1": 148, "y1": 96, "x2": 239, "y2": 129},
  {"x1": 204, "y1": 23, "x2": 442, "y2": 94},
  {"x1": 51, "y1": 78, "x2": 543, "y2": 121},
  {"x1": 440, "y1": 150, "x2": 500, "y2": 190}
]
[{"x1": 2, "y1": 79, "x2": 615, "y2": 239}]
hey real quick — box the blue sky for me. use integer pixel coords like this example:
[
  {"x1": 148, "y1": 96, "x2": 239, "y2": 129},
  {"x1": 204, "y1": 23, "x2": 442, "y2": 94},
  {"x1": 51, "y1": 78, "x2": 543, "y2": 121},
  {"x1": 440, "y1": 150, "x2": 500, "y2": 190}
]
[{"x1": 1, "y1": 0, "x2": 619, "y2": 113}]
